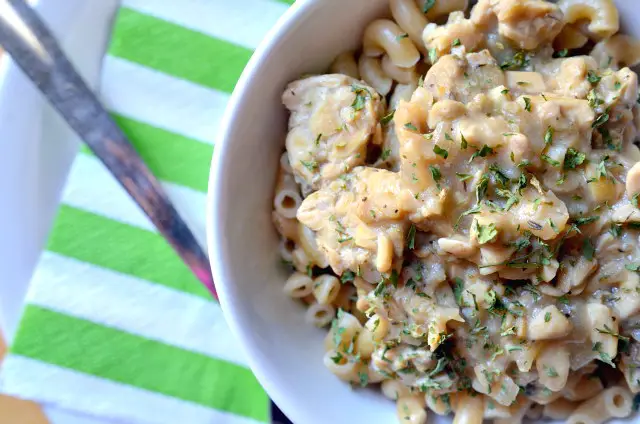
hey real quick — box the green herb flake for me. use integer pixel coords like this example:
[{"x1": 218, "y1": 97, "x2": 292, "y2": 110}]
[
  {"x1": 541, "y1": 154, "x2": 560, "y2": 167},
  {"x1": 341, "y1": 270, "x2": 355, "y2": 284},
  {"x1": 545, "y1": 365, "x2": 559, "y2": 377},
  {"x1": 423, "y1": 0, "x2": 436, "y2": 13},
  {"x1": 358, "y1": 372, "x2": 369, "y2": 387},
  {"x1": 433, "y1": 144, "x2": 449, "y2": 159},
  {"x1": 381, "y1": 110, "x2": 395, "y2": 125},
  {"x1": 452, "y1": 38, "x2": 461, "y2": 47},
  {"x1": 596, "y1": 324, "x2": 630, "y2": 341},
  {"x1": 476, "y1": 222, "x2": 498, "y2": 244},
  {"x1": 452, "y1": 277, "x2": 465, "y2": 306},
  {"x1": 351, "y1": 85, "x2": 369, "y2": 111},
  {"x1": 558, "y1": 295, "x2": 569, "y2": 305},
  {"x1": 407, "y1": 224, "x2": 416, "y2": 250},
  {"x1": 564, "y1": 148, "x2": 586, "y2": 170},
  {"x1": 626, "y1": 263, "x2": 640, "y2": 272},
  {"x1": 469, "y1": 145, "x2": 494, "y2": 163},
  {"x1": 523, "y1": 97, "x2": 532, "y2": 112},
  {"x1": 300, "y1": 160, "x2": 318, "y2": 171},
  {"x1": 331, "y1": 352, "x2": 344, "y2": 364},
  {"x1": 404, "y1": 123, "x2": 418, "y2": 131},
  {"x1": 555, "y1": 49, "x2": 569, "y2": 58},
  {"x1": 396, "y1": 33, "x2": 409, "y2": 41},
  {"x1": 460, "y1": 133, "x2": 468, "y2": 149},
  {"x1": 428, "y1": 48, "x2": 438, "y2": 64},
  {"x1": 544, "y1": 312, "x2": 552, "y2": 322},
  {"x1": 593, "y1": 110, "x2": 610, "y2": 129},
  {"x1": 574, "y1": 216, "x2": 599, "y2": 226},
  {"x1": 430, "y1": 165, "x2": 442, "y2": 189},
  {"x1": 544, "y1": 126, "x2": 554, "y2": 144},
  {"x1": 583, "y1": 238, "x2": 595, "y2": 261},
  {"x1": 380, "y1": 148, "x2": 391, "y2": 161},
  {"x1": 456, "y1": 172, "x2": 473, "y2": 182},
  {"x1": 587, "y1": 70, "x2": 601, "y2": 84}
]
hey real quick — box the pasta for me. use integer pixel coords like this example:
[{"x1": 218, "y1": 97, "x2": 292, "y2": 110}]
[{"x1": 273, "y1": 0, "x2": 640, "y2": 423}]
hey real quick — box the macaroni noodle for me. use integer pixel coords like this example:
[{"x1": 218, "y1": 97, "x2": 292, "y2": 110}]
[{"x1": 274, "y1": 1, "x2": 640, "y2": 423}]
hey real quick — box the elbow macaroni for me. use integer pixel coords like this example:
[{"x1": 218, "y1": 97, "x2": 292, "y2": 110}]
[{"x1": 274, "y1": 1, "x2": 640, "y2": 423}]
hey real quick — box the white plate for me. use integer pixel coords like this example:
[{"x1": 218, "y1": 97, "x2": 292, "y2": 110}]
[{"x1": 0, "y1": 0, "x2": 117, "y2": 422}]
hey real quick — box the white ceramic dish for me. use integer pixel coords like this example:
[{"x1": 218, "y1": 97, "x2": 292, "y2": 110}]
[{"x1": 208, "y1": 1, "x2": 640, "y2": 423}]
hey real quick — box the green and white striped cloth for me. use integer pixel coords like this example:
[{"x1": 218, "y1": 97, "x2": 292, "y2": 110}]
[{"x1": 0, "y1": 1, "x2": 294, "y2": 423}]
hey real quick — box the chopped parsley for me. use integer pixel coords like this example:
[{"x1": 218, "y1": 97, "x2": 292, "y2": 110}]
[
  {"x1": 489, "y1": 163, "x2": 509, "y2": 186},
  {"x1": 596, "y1": 324, "x2": 630, "y2": 341},
  {"x1": 358, "y1": 372, "x2": 369, "y2": 387},
  {"x1": 476, "y1": 222, "x2": 498, "y2": 244},
  {"x1": 430, "y1": 165, "x2": 442, "y2": 189},
  {"x1": 469, "y1": 144, "x2": 494, "y2": 163},
  {"x1": 452, "y1": 277, "x2": 465, "y2": 306},
  {"x1": 523, "y1": 97, "x2": 532, "y2": 112},
  {"x1": 396, "y1": 33, "x2": 409, "y2": 41},
  {"x1": 330, "y1": 352, "x2": 344, "y2": 364},
  {"x1": 592, "y1": 110, "x2": 610, "y2": 129},
  {"x1": 381, "y1": 110, "x2": 395, "y2": 125},
  {"x1": 558, "y1": 295, "x2": 569, "y2": 305},
  {"x1": 545, "y1": 365, "x2": 558, "y2": 377},
  {"x1": 582, "y1": 238, "x2": 595, "y2": 261},
  {"x1": 380, "y1": 148, "x2": 391, "y2": 161},
  {"x1": 626, "y1": 263, "x2": 640, "y2": 272},
  {"x1": 433, "y1": 144, "x2": 449, "y2": 159},
  {"x1": 563, "y1": 148, "x2": 586, "y2": 170},
  {"x1": 500, "y1": 51, "x2": 529, "y2": 70},
  {"x1": 422, "y1": 0, "x2": 436, "y2": 13},
  {"x1": 428, "y1": 48, "x2": 438, "y2": 64},
  {"x1": 341, "y1": 270, "x2": 355, "y2": 284},
  {"x1": 587, "y1": 70, "x2": 601, "y2": 84},
  {"x1": 300, "y1": 160, "x2": 318, "y2": 171},
  {"x1": 574, "y1": 216, "x2": 599, "y2": 226},
  {"x1": 456, "y1": 172, "x2": 473, "y2": 182},
  {"x1": 633, "y1": 193, "x2": 640, "y2": 208},
  {"x1": 544, "y1": 126, "x2": 554, "y2": 144},
  {"x1": 541, "y1": 154, "x2": 560, "y2": 167},
  {"x1": 544, "y1": 312, "x2": 552, "y2": 322},
  {"x1": 407, "y1": 224, "x2": 416, "y2": 250},
  {"x1": 460, "y1": 133, "x2": 468, "y2": 149},
  {"x1": 554, "y1": 49, "x2": 569, "y2": 58},
  {"x1": 593, "y1": 342, "x2": 616, "y2": 368},
  {"x1": 351, "y1": 85, "x2": 369, "y2": 111},
  {"x1": 452, "y1": 38, "x2": 461, "y2": 47},
  {"x1": 404, "y1": 122, "x2": 418, "y2": 131}
]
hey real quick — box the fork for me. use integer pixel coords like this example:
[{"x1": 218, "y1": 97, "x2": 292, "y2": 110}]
[{"x1": 0, "y1": 0, "x2": 217, "y2": 299}]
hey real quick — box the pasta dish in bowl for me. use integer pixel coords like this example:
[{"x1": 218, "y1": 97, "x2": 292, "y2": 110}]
[{"x1": 272, "y1": 0, "x2": 640, "y2": 422}]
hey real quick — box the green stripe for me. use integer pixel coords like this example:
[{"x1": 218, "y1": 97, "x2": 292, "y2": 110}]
[
  {"x1": 274, "y1": 0, "x2": 295, "y2": 4},
  {"x1": 112, "y1": 114, "x2": 212, "y2": 193},
  {"x1": 11, "y1": 306, "x2": 269, "y2": 422},
  {"x1": 47, "y1": 205, "x2": 211, "y2": 300},
  {"x1": 109, "y1": 8, "x2": 252, "y2": 93},
  {"x1": 79, "y1": 115, "x2": 212, "y2": 193}
]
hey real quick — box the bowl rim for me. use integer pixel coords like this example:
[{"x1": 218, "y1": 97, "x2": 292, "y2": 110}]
[{"x1": 206, "y1": 1, "x2": 313, "y2": 422}]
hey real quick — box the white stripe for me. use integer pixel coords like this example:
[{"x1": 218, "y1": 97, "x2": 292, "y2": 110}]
[
  {"x1": 61, "y1": 154, "x2": 207, "y2": 249},
  {"x1": 27, "y1": 252, "x2": 248, "y2": 367},
  {"x1": 1, "y1": 356, "x2": 261, "y2": 424},
  {"x1": 100, "y1": 56, "x2": 228, "y2": 145},
  {"x1": 122, "y1": 0, "x2": 288, "y2": 50}
]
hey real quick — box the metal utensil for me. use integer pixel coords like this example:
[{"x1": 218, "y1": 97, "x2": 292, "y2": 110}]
[{"x1": 0, "y1": 0, "x2": 217, "y2": 299}]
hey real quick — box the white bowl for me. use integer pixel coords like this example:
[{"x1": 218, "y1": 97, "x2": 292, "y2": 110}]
[{"x1": 207, "y1": 1, "x2": 640, "y2": 423}]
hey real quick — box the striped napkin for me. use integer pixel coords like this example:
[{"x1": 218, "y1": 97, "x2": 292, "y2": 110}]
[{"x1": 0, "y1": 0, "x2": 294, "y2": 423}]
